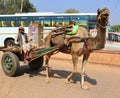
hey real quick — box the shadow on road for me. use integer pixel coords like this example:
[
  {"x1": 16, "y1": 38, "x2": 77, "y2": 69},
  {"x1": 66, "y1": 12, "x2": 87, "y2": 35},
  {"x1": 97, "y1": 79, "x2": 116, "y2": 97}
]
[
  {"x1": 16, "y1": 65, "x2": 46, "y2": 78},
  {"x1": 50, "y1": 69, "x2": 97, "y2": 85},
  {"x1": 16, "y1": 65, "x2": 97, "y2": 86}
]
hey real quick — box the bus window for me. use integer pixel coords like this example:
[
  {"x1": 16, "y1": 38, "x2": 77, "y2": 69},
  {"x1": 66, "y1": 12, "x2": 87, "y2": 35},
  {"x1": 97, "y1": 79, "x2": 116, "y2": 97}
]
[
  {"x1": 70, "y1": 16, "x2": 89, "y2": 29},
  {"x1": 29, "y1": 21, "x2": 33, "y2": 26},
  {"x1": 56, "y1": 16, "x2": 63, "y2": 26},
  {"x1": 1, "y1": 21, "x2": 6, "y2": 27},
  {"x1": 70, "y1": 15, "x2": 89, "y2": 24},
  {"x1": 81, "y1": 15, "x2": 89, "y2": 20},
  {"x1": 62, "y1": 19, "x2": 69, "y2": 26},
  {"x1": 33, "y1": 16, "x2": 41, "y2": 24},
  {"x1": 88, "y1": 20, "x2": 96, "y2": 29},
  {"x1": 44, "y1": 20, "x2": 50, "y2": 26},
  {"x1": 33, "y1": 16, "x2": 51, "y2": 27},
  {"x1": 1, "y1": 17, "x2": 16, "y2": 27},
  {"x1": 25, "y1": 16, "x2": 33, "y2": 26},
  {"x1": 78, "y1": 20, "x2": 88, "y2": 26},
  {"x1": 70, "y1": 16, "x2": 79, "y2": 24},
  {"x1": 16, "y1": 20, "x2": 26, "y2": 27},
  {"x1": 90, "y1": 15, "x2": 97, "y2": 20},
  {"x1": 5, "y1": 20, "x2": 10, "y2": 27},
  {"x1": 0, "y1": 17, "x2": 6, "y2": 27},
  {"x1": 11, "y1": 21, "x2": 15, "y2": 27},
  {"x1": 53, "y1": 16, "x2": 69, "y2": 27},
  {"x1": 41, "y1": 20, "x2": 44, "y2": 26},
  {"x1": 16, "y1": 16, "x2": 32, "y2": 27},
  {"x1": 20, "y1": 21, "x2": 26, "y2": 27},
  {"x1": 79, "y1": 20, "x2": 88, "y2": 29},
  {"x1": 88, "y1": 15, "x2": 97, "y2": 30},
  {"x1": 51, "y1": 21, "x2": 55, "y2": 26},
  {"x1": 51, "y1": 17, "x2": 56, "y2": 26}
]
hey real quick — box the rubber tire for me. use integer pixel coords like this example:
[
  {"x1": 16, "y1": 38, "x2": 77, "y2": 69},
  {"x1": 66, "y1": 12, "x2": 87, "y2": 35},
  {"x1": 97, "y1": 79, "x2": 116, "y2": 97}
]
[
  {"x1": 29, "y1": 56, "x2": 44, "y2": 70},
  {"x1": 1, "y1": 52, "x2": 20, "y2": 77},
  {"x1": 4, "y1": 39, "x2": 15, "y2": 48}
]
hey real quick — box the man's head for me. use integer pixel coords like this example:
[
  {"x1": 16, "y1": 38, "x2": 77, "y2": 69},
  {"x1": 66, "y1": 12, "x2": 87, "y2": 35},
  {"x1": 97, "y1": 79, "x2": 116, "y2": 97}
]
[
  {"x1": 19, "y1": 26, "x2": 24, "y2": 34},
  {"x1": 69, "y1": 20, "x2": 76, "y2": 25}
]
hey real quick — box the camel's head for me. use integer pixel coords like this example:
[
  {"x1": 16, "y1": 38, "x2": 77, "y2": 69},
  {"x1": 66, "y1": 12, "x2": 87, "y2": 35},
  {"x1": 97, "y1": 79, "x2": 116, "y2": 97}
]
[{"x1": 97, "y1": 7, "x2": 110, "y2": 27}]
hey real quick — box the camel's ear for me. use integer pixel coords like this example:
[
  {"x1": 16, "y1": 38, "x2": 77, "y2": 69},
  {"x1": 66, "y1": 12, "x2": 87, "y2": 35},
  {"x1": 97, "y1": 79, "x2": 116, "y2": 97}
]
[{"x1": 97, "y1": 8, "x2": 100, "y2": 15}]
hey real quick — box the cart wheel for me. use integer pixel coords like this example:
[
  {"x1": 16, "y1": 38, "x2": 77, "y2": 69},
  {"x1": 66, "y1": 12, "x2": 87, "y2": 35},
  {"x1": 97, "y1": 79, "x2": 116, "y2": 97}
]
[
  {"x1": 1, "y1": 52, "x2": 20, "y2": 77},
  {"x1": 29, "y1": 56, "x2": 44, "y2": 70}
]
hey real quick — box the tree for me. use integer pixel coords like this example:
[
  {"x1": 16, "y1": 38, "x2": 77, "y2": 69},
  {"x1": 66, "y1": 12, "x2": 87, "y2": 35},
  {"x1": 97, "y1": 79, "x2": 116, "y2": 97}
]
[
  {"x1": 65, "y1": 8, "x2": 79, "y2": 13},
  {"x1": 21, "y1": 0, "x2": 36, "y2": 12},
  {"x1": 0, "y1": 0, "x2": 36, "y2": 14},
  {"x1": 0, "y1": 0, "x2": 5, "y2": 14},
  {"x1": 110, "y1": 25, "x2": 120, "y2": 32}
]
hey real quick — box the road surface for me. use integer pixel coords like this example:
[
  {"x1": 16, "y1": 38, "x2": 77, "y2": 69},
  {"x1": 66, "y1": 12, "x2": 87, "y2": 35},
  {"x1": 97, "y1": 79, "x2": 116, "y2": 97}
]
[{"x1": 0, "y1": 51, "x2": 120, "y2": 98}]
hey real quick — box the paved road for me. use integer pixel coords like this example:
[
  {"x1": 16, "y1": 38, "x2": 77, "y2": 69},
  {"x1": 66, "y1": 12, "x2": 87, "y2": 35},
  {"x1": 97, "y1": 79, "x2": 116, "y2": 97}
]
[{"x1": 0, "y1": 51, "x2": 120, "y2": 98}]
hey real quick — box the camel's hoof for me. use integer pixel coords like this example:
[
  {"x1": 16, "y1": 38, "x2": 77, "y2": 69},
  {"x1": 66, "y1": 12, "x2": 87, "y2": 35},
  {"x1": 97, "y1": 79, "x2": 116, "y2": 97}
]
[
  {"x1": 45, "y1": 78, "x2": 50, "y2": 83},
  {"x1": 65, "y1": 79, "x2": 73, "y2": 84},
  {"x1": 81, "y1": 84, "x2": 89, "y2": 90}
]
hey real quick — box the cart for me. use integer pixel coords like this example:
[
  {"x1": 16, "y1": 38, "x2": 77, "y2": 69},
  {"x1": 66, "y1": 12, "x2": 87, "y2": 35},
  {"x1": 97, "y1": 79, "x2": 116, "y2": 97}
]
[
  {"x1": 0, "y1": 22, "x2": 58, "y2": 76},
  {"x1": 0, "y1": 46, "x2": 58, "y2": 77}
]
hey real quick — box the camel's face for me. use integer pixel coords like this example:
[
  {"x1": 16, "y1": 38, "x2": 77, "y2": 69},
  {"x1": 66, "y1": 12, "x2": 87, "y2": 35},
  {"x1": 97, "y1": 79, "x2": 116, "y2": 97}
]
[{"x1": 97, "y1": 7, "x2": 110, "y2": 26}]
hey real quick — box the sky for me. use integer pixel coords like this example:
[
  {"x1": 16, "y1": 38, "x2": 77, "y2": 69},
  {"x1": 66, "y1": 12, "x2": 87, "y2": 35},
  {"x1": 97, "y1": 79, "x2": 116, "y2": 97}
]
[{"x1": 29, "y1": 0, "x2": 120, "y2": 26}]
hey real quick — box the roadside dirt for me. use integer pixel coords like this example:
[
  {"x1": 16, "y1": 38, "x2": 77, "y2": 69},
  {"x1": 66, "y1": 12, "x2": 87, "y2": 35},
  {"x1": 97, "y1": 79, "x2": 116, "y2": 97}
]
[{"x1": 0, "y1": 51, "x2": 120, "y2": 98}]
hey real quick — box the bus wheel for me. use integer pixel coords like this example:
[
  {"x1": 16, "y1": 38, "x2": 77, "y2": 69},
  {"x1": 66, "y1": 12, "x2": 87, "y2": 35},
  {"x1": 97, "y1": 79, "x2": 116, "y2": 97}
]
[
  {"x1": 4, "y1": 39, "x2": 15, "y2": 48},
  {"x1": 1, "y1": 52, "x2": 20, "y2": 77}
]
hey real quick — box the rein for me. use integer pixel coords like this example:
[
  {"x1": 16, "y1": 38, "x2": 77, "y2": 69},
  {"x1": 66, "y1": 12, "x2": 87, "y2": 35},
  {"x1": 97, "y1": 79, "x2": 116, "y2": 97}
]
[{"x1": 97, "y1": 22, "x2": 107, "y2": 29}]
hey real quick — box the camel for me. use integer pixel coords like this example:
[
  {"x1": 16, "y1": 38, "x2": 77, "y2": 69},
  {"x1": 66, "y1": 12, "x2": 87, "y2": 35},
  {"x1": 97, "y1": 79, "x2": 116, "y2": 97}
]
[{"x1": 44, "y1": 7, "x2": 109, "y2": 89}]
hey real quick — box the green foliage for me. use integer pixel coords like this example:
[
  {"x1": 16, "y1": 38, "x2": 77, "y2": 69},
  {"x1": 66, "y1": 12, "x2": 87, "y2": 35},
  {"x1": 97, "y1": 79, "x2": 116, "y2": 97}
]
[
  {"x1": 110, "y1": 25, "x2": 120, "y2": 32},
  {"x1": 0, "y1": 0, "x2": 36, "y2": 14},
  {"x1": 0, "y1": 0, "x2": 5, "y2": 14},
  {"x1": 65, "y1": 8, "x2": 79, "y2": 13},
  {"x1": 22, "y1": 0, "x2": 36, "y2": 12}
]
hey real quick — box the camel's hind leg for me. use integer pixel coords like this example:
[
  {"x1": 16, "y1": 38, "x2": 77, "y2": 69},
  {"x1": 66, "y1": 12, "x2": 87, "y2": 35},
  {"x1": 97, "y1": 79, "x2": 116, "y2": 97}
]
[
  {"x1": 81, "y1": 53, "x2": 90, "y2": 89},
  {"x1": 45, "y1": 54, "x2": 51, "y2": 83}
]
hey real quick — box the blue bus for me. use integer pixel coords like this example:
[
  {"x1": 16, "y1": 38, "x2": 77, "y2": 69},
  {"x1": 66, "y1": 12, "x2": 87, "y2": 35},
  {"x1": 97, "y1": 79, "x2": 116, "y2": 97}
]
[{"x1": 0, "y1": 12, "x2": 97, "y2": 47}]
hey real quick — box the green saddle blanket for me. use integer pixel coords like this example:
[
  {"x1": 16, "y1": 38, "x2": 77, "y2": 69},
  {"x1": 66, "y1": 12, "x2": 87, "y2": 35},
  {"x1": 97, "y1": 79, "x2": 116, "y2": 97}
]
[{"x1": 66, "y1": 25, "x2": 79, "y2": 35}]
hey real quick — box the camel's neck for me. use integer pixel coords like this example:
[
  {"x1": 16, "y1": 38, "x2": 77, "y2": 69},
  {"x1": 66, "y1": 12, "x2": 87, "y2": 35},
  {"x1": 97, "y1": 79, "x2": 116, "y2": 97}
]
[
  {"x1": 96, "y1": 23, "x2": 106, "y2": 49},
  {"x1": 90, "y1": 23, "x2": 106, "y2": 50}
]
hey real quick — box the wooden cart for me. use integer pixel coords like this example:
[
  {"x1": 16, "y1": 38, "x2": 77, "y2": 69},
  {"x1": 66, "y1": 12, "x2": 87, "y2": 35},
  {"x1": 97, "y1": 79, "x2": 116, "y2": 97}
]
[
  {"x1": 0, "y1": 46, "x2": 58, "y2": 76},
  {"x1": 0, "y1": 22, "x2": 58, "y2": 76}
]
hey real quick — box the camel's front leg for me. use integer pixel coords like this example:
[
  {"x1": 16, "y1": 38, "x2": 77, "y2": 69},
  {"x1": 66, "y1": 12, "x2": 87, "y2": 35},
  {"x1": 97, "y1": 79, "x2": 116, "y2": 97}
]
[
  {"x1": 81, "y1": 54, "x2": 90, "y2": 89},
  {"x1": 45, "y1": 54, "x2": 51, "y2": 83},
  {"x1": 65, "y1": 53, "x2": 78, "y2": 83}
]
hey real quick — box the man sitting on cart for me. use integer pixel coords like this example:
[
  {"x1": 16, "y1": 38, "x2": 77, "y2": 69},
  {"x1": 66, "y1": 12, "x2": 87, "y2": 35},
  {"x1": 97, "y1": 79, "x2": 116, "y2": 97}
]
[{"x1": 16, "y1": 26, "x2": 32, "y2": 63}]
